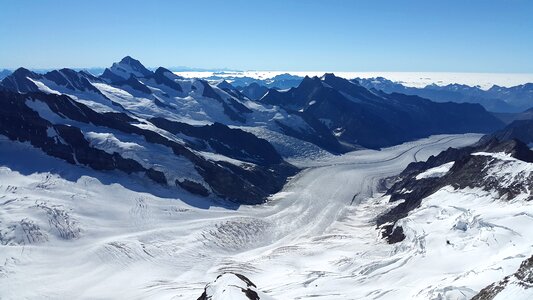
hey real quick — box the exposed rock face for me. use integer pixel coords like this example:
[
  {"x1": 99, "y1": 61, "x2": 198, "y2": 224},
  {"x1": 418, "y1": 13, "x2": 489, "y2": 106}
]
[
  {"x1": 378, "y1": 138, "x2": 533, "y2": 243},
  {"x1": 472, "y1": 255, "x2": 533, "y2": 300},
  {"x1": 197, "y1": 273, "x2": 272, "y2": 300}
]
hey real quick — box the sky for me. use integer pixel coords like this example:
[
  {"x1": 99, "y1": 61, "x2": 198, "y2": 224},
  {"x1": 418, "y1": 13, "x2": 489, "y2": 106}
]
[{"x1": 0, "y1": 0, "x2": 532, "y2": 72}]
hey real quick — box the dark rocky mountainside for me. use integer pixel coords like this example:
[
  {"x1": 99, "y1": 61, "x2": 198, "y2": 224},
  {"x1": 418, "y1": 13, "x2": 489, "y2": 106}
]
[
  {"x1": 262, "y1": 74, "x2": 504, "y2": 149},
  {"x1": 480, "y1": 119, "x2": 533, "y2": 145},
  {"x1": 239, "y1": 82, "x2": 269, "y2": 100}
]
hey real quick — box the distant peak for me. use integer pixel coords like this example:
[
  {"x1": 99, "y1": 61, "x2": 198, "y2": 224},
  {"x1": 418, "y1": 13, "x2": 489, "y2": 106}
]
[
  {"x1": 301, "y1": 75, "x2": 321, "y2": 83},
  {"x1": 154, "y1": 66, "x2": 172, "y2": 74},
  {"x1": 321, "y1": 73, "x2": 345, "y2": 82},
  {"x1": 108, "y1": 56, "x2": 152, "y2": 79},
  {"x1": 216, "y1": 79, "x2": 234, "y2": 90},
  {"x1": 12, "y1": 67, "x2": 37, "y2": 76},
  {"x1": 296, "y1": 75, "x2": 324, "y2": 91},
  {"x1": 119, "y1": 55, "x2": 141, "y2": 65}
]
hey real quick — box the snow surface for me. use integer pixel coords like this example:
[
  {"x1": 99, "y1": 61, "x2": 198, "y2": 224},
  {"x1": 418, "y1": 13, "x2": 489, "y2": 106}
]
[
  {"x1": 415, "y1": 161, "x2": 455, "y2": 180},
  {"x1": 0, "y1": 133, "x2": 501, "y2": 299}
]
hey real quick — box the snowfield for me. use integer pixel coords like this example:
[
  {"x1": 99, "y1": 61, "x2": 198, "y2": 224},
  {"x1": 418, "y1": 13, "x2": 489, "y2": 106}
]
[{"x1": 2, "y1": 133, "x2": 532, "y2": 299}]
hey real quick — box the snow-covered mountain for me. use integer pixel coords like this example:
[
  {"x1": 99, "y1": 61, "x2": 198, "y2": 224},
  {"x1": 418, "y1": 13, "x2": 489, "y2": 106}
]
[
  {"x1": 0, "y1": 61, "x2": 306, "y2": 204},
  {"x1": 379, "y1": 137, "x2": 533, "y2": 243},
  {"x1": 1, "y1": 56, "x2": 532, "y2": 299}
]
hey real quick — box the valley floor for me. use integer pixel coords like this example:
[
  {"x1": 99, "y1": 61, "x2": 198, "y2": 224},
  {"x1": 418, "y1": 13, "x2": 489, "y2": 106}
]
[{"x1": 3, "y1": 133, "x2": 530, "y2": 299}]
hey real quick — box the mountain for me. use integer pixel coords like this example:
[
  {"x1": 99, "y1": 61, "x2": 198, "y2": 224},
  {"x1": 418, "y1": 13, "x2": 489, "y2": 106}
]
[
  {"x1": 4, "y1": 57, "x2": 531, "y2": 298},
  {"x1": 239, "y1": 82, "x2": 269, "y2": 100},
  {"x1": 261, "y1": 73, "x2": 504, "y2": 149},
  {"x1": 356, "y1": 77, "x2": 533, "y2": 113},
  {"x1": 493, "y1": 107, "x2": 533, "y2": 124},
  {"x1": 0, "y1": 69, "x2": 11, "y2": 80},
  {"x1": 1, "y1": 58, "x2": 341, "y2": 154},
  {"x1": 379, "y1": 137, "x2": 533, "y2": 243},
  {"x1": 1, "y1": 61, "x2": 507, "y2": 153},
  {"x1": 480, "y1": 118, "x2": 533, "y2": 146},
  {"x1": 206, "y1": 73, "x2": 303, "y2": 90},
  {"x1": 0, "y1": 87, "x2": 297, "y2": 204},
  {"x1": 105, "y1": 55, "x2": 153, "y2": 80},
  {"x1": 0, "y1": 59, "x2": 311, "y2": 204}
]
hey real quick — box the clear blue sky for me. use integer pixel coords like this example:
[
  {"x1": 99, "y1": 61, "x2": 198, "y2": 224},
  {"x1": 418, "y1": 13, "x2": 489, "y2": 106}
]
[{"x1": 0, "y1": 0, "x2": 531, "y2": 72}]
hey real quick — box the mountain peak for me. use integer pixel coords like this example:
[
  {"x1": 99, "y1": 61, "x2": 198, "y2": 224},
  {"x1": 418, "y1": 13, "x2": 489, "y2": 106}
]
[
  {"x1": 299, "y1": 75, "x2": 323, "y2": 87},
  {"x1": 108, "y1": 56, "x2": 153, "y2": 79},
  {"x1": 321, "y1": 72, "x2": 337, "y2": 80},
  {"x1": 119, "y1": 55, "x2": 141, "y2": 66},
  {"x1": 321, "y1": 73, "x2": 349, "y2": 85},
  {"x1": 11, "y1": 67, "x2": 39, "y2": 78},
  {"x1": 216, "y1": 80, "x2": 235, "y2": 91}
]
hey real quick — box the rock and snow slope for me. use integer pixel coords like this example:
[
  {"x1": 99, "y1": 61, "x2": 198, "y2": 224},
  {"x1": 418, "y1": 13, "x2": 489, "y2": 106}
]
[
  {"x1": 0, "y1": 57, "x2": 530, "y2": 299},
  {"x1": 472, "y1": 254, "x2": 533, "y2": 300},
  {"x1": 1, "y1": 133, "x2": 503, "y2": 299},
  {"x1": 198, "y1": 273, "x2": 273, "y2": 300}
]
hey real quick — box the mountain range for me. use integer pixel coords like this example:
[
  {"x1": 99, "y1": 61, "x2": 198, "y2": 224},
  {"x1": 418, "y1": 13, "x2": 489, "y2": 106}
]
[
  {"x1": 1, "y1": 56, "x2": 533, "y2": 299},
  {"x1": 355, "y1": 77, "x2": 533, "y2": 113},
  {"x1": 0, "y1": 56, "x2": 505, "y2": 204}
]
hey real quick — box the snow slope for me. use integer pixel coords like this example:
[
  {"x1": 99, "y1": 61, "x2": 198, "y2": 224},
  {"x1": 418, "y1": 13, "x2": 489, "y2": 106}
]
[{"x1": 0, "y1": 134, "x2": 491, "y2": 299}]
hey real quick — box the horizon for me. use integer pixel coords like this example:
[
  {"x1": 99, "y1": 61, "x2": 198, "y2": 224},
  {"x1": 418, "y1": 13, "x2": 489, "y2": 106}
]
[
  {"x1": 3, "y1": 55, "x2": 533, "y2": 89},
  {"x1": 1, "y1": 0, "x2": 532, "y2": 73}
]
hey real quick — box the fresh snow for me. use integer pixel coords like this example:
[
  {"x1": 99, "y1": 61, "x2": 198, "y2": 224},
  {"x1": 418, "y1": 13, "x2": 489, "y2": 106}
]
[{"x1": 415, "y1": 161, "x2": 455, "y2": 180}]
